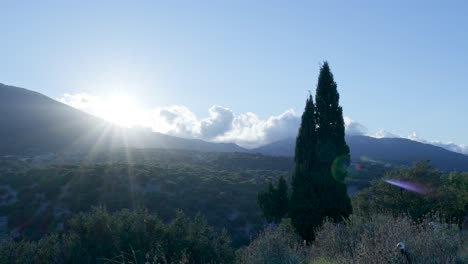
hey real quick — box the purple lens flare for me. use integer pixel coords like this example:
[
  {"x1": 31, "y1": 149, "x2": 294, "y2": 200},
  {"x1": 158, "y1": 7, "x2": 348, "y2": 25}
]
[{"x1": 384, "y1": 179, "x2": 430, "y2": 195}]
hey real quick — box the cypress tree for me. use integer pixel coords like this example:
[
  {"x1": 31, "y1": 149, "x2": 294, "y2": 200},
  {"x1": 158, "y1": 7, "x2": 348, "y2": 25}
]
[
  {"x1": 260, "y1": 62, "x2": 351, "y2": 241},
  {"x1": 289, "y1": 62, "x2": 352, "y2": 242},
  {"x1": 289, "y1": 94, "x2": 321, "y2": 241},
  {"x1": 314, "y1": 61, "x2": 352, "y2": 221}
]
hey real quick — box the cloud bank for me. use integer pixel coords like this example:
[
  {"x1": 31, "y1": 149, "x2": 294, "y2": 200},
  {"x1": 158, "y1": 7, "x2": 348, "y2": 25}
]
[
  {"x1": 58, "y1": 93, "x2": 468, "y2": 154},
  {"x1": 58, "y1": 93, "x2": 301, "y2": 148}
]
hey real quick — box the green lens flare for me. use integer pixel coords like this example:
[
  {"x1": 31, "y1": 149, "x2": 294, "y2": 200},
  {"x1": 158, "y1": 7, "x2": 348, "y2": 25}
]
[{"x1": 331, "y1": 155, "x2": 349, "y2": 182}]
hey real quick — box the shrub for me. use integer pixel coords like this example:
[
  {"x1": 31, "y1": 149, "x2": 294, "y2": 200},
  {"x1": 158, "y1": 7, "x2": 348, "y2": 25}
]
[
  {"x1": 0, "y1": 234, "x2": 61, "y2": 264},
  {"x1": 236, "y1": 218, "x2": 308, "y2": 264},
  {"x1": 311, "y1": 213, "x2": 462, "y2": 263},
  {"x1": 0, "y1": 208, "x2": 235, "y2": 264}
]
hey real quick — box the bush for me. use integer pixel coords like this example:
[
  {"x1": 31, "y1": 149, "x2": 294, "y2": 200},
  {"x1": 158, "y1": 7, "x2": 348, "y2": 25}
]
[
  {"x1": 0, "y1": 234, "x2": 61, "y2": 264},
  {"x1": 353, "y1": 162, "x2": 468, "y2": 226},
  {"x1": 311, "y1": 213, "x2": 462, "y2": 264},
  {"x1": 0, "y1": 208, "x2": 235, "y2": 264},
  {"x1": 236, "y1": 219, "x2": 308, "y2": 264}
]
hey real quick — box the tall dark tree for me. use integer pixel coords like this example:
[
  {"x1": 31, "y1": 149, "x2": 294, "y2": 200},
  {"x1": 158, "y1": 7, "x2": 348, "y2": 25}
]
[
  {"x1": 259, "y1": 62, "x2": 351, "y2": 241},
  {"x1": 314, "y1": 61, "x2": 352, "y2": 222},
  {"x1": 289, "y1": 94, "x2": 321, "y2": 241},
  {"x1": 289, "y1": 62, "x2": 352, "y2": 242},
  {"x1": 257, "y1": 176, "x2": 289, "y2": 223}
]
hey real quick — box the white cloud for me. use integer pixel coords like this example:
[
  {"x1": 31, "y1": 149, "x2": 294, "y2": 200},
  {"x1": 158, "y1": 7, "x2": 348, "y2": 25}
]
[
  {"x1": 200, "y1": 106, "x2": 234, "y2": 140},
  {"x1": 152, "y1": 105, "x2": 201, "y2": 138},
  {"x1": 58, "y1": 93, "x2": 301, "y2": 148},
  {"x1": 58, "y1": 92, "x2": 468, "y2": 154},
  {"x1": 403, "y1": 132, "x2": 468, "y2": 155},
  {"x1": 344, "y1": 117, "x2": 367, "y2": 136},
  {"x1": 218, "y1": 110, "x2": 300, "y2": 148},
  {"x1": 432, "y1": 142, "x2": 468, "y2": 155},
  {"x1": 58, "y1": 93, "x2": 100, "y2": 114},
  {"x1": 368, "y1": 129, "x2": 399, "y2": 139}
]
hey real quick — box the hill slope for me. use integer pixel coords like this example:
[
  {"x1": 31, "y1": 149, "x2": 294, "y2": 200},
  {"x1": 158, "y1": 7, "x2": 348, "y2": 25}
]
[
  {"x1": 0, "y1": 83, "x2": 245, "y2": 155},
  {"x1": 252, "y1": 135, "x2": 468, "y2": 171}
]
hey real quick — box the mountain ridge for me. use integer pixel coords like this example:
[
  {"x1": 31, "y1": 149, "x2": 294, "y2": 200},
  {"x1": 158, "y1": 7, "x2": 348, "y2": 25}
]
[
  {"x1": 251, "y1": 135, "x2": 468, "y2": 171},
  {"x1": 2, "y1": 83, "x2": 468, "y2": 172},
  {"x1": 0, "y1": 83, "x2": 246, "y2": 155}
]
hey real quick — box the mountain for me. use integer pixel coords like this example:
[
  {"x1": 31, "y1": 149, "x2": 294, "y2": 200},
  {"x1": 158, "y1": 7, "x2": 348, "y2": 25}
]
[
  {"x1": 0, "y1": 83, "x2": 245, "y2": 155},
  {"x1": 252, "y1": 135, "x2": 468, "y2": 171},
  {"x1": 3, "y1": 83, "x2": 468, "y2": 172},
  {"x1": 251, "y1": 137, "x2": 296, "y2": 157}
]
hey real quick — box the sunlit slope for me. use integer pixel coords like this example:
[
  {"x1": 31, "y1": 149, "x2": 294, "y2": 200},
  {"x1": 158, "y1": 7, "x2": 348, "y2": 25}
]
[{"x1": 0, "y1": 83, "x2": 245, "y2": 155}]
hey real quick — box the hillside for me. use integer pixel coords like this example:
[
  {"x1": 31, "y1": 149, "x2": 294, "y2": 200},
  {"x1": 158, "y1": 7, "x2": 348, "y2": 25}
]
[
  {"x1": 0, "y1": 150, "x2": 293, "y2": 246},
  {"x1": 3, "y1": 83, "x2": 468, "y2": 173},
  {"x1": 0, "y1": 83, "x2": 245, "y2": 155},
  {"x1": 252, "y1": 135, "x2": 468, "y2": 171}
]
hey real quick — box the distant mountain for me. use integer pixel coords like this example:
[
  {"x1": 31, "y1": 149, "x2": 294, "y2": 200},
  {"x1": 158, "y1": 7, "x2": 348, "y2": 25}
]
[
  {"x1": 252, "y1": 135, "x2": 468, "y2": 171},
  {"x1": 0, "y1": 83, "x2": 245, "y2": 155},
  {"x1": 4, "y1": 83, "x2": 468, "y2": 172},
  {"x1": 251, "y1": 137, "x2": 297, "y2": 157}
]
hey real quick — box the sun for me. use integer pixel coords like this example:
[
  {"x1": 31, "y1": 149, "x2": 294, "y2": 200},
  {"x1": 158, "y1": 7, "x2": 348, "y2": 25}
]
[{"x1": 95, "y1": 94, "x2": 143, "y2": 128}]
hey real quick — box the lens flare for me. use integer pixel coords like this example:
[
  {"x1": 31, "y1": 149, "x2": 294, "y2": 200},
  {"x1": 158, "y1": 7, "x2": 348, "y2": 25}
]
[
  {"x1": 331, "y1": 155, "x2": 350, "y2": 183},
  {"x1": 384, "y1": 179, "x2": 429, "y2": 195}
]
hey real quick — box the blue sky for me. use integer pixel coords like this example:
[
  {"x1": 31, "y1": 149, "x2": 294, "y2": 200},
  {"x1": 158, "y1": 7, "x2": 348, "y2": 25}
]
[{"x1": 1, "y1": 1, "x2": 468, "y2": 148}]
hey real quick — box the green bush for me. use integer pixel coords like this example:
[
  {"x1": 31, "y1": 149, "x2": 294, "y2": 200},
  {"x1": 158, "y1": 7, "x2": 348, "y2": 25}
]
[
  {"x1": 0, "y1": 208, "x2": 235, "y2": 264},
  {"x1": 0, "y1": 234, "x2": 61, "y2": 264},
  {"x1": 353, "y1": 162, "x2": 468, "y2": 226}
]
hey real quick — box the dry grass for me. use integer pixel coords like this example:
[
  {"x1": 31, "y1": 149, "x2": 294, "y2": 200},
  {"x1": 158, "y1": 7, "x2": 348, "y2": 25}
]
[{"x1": 237, "y1": 214, "x2": 465, "y2": 264}]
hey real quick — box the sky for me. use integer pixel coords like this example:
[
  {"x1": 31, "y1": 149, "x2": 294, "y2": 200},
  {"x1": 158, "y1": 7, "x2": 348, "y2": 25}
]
[{"x1": 1, "y1": 1, "x2": 468, "y2": 150}]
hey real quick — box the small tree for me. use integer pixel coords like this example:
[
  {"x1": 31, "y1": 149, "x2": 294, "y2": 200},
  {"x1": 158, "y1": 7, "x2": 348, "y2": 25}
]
[{"x1": 258, "y1": 176, "x2": 289, "y2": 223}]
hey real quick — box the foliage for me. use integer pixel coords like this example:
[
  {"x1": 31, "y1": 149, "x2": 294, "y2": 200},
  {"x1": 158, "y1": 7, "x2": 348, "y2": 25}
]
[
  {"x1": 311, "y1": 213, "x2": 463, "y2": 264},
  {"x1": 236, "y1": 218, "x2": 308, "y2": 264},
  {"x1": 0, "y1": 208, "x2": 234, "y2": 264},
  {"x1": 0, "y1": 151, "x2": 293, "y2": 246},
  {"x1": 289, "y1": 62, "x2": 352, "y2": 242},
  {"x1": 238, "y1": 213, "x2": 465, "y2": 263},
  {"x1": 353, "y1": 161, "x2": 468, "y2": 226},
  {"x1": 257, "y1": 176, "x2": 289, "y2": 223},
  {"x1": 289, "y1": 93, "x2": 321, "y2": 242}
]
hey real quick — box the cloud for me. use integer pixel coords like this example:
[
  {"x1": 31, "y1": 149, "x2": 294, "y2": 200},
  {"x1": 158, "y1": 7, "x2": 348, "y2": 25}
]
[
  {"x1": 432, "y1": 142, "x2": 468, "y2": 155},
  {"x1": 200, "y1": 106, "x2": 234, "y2": 139},
  {"x1": 58, "y1": 93, "x2": 100, "y2": 114},
  {"x1": 404, "y1": 132, "x2": 468, "y2": 155},
  {"x1": 344, "y1": 117, "x2": 367, "y2": 136},
  {"x1": 368, "y1": 129, "x2": 399, "y2": 139},
  {"x1": 58, "y1": 93, "x2": 301, "y2": 147},
  {"x1": 152, "y1": 105, "x2": 201, "y2": 138},
  {"x1": 216, "y1": 110, "x2": 300, "y2": 148},
  {"x1": 58, "y1": 92, "x2": 468, "y2": 154}
]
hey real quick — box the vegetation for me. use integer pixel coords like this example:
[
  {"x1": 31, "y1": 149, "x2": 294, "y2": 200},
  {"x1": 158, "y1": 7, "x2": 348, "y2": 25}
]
[
  {"x1": 238, "y1": 213, "x2": 466, "y2": 264},
  {"x1": 257, "y1": 176, "x2": 289, "y2": 223},
  {"x1": 236, "y1": 219, "x2": 308, "y2": 264},
  {"x1": 0, "y1": 208, "x2": 234, "y2": 263},
  {"x1": 0, "y1": 151, "x2": 294, "y2": 246},
  {"x1": 260, "y1": 62, "x2": 352, "y2": 241},
  {"x1": 1, "y1": 64, "x2": 467, "y2": 262},
  {"x1": 354, "y1": 161, "x2": 468, "y2": 227}
]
